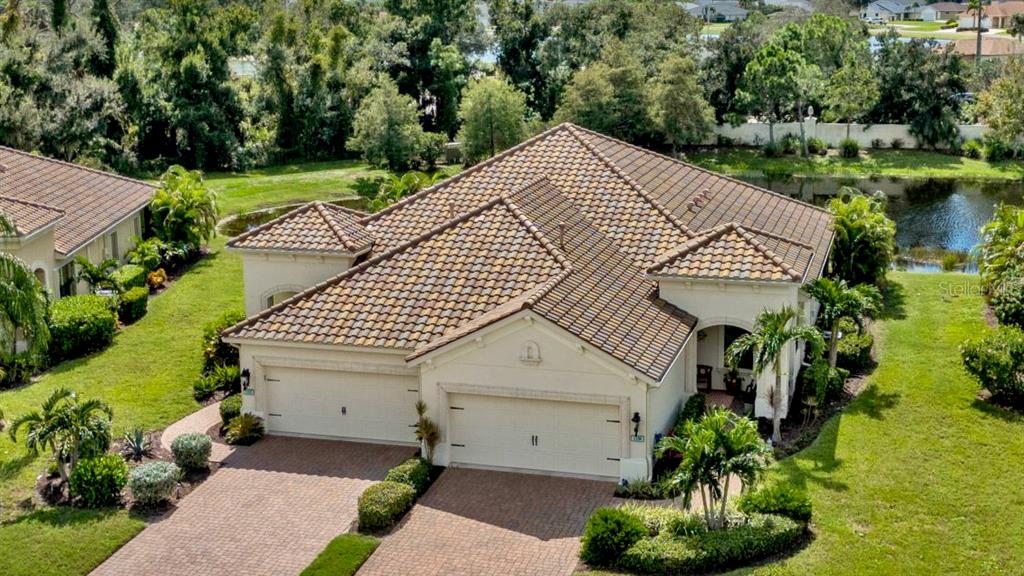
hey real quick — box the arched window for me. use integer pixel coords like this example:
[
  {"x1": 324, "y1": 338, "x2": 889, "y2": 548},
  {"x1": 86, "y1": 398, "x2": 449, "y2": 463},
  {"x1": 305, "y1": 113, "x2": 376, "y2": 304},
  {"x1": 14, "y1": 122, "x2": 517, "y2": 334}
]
[
  {"x1": 33, "y1": 268, "x2": 46, "y2": 287},
  {"x1": 265, "y1": 291, "x2": 298, "y2": 309}
]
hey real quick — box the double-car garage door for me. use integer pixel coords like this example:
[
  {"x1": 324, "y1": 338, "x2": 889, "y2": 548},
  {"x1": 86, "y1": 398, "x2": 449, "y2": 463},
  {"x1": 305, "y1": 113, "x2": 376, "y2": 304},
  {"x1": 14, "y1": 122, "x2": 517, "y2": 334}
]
[{"x1": 262, "y1": 366, "x2": 419, "y2": 444}]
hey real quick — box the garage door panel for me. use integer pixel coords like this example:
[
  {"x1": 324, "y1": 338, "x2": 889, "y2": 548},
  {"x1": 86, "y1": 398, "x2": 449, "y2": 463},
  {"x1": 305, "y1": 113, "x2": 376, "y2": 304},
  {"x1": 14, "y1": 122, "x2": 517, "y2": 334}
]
[{"x1": 263, "y1": 367, "x2": 418, "y2": 443}]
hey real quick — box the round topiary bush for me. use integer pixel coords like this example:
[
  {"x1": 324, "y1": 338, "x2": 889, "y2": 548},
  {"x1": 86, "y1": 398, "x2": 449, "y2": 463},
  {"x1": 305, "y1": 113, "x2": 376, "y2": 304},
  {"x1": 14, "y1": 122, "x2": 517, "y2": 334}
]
[
  {"x1": 129, "y1": 461, "x2": 180, "y2": 506},
  {"x1": 117, "y1": 286, "x2": 149, "y2": 325},
  {"x1": 384, "y1": 458, "x2": 431, "y2": 495},
  {"x1": 219, "y1": 394, "x2": 242, "y2": 427},
  {"x1": 69, "y1": 454, "x2": 129, "y2": 508},
  {"x1": 47, "y1": 295, "x2": 117, "y2": 362},
  {"x1": 839, "y1": 138, "x2": 860, "y2": 158},
  {"x1": 358, "y1": 480, "x2": 417, "y2": 532},
  {"x1": 579, "y1": 507, "x2": 648, "y2": 567},
  {"x1": 991, "y1": 275, "x2": 1024, "y2": 329},
  {"x1": 170, "y1": 433, "x2": 212, "y2": 471}
]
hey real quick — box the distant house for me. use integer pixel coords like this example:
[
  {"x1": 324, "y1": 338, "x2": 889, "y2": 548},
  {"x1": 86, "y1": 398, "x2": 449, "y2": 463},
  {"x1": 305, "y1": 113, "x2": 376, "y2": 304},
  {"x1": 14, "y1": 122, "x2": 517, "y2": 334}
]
[
  {"x1": 688, "y1": 0, "x2": 749, "y2": 22},
  {"x1": 860, "y1": 0, "x2": 915, "y2": 22},
  {"x1": 920, "y1": 2, "x2": 967, "y2": 21},
  {"x1": 947, "y1": 36, "x2": 1024, "y2": 58},
  {"x1": 0, "y1": 147, "x2": 154, "y2": 298},
  {"x1": 985, "y1": 1, "x2": 1024, "y2": 27}
]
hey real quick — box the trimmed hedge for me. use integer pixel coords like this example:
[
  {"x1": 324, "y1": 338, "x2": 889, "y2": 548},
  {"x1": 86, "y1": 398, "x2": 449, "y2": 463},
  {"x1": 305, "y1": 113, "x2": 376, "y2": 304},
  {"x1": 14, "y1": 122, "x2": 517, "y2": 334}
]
[
  {"x1": 616, "y1": 514, "x2": 804, "y2": 575},
  {"x1": 358, "y1": 480, "x2": 417, "y2": 532},
  {"x1": 220, "y1": 394, "x2": 242, "y2": 427},
  {"x1": 117, "y1": 286, "x2": 149, "y2": 325},
  {"x1": 128, "y1": 461, "x2": 180, "y2": 506},
  {"x1": 836, "y1": 319, "x2": 873, "y2": 372},
  {"x1": 737, "y1": 483, "x2": 813, "y2": 523},
  {"x1": 991, "y1": 275, "x2": 1024, "y2": 329},
  {"x1": 170, "y1": 432, "x2": 212, "y2": 471},
  {"x1": 47, "y1": 295, "x2": 117, "y2": 362},
  {"x1": 580, "y1": 507, "x2": 648, "y2": 567},
  {"x1": 383, "y1": 458, "x2": 431, "y2": 495},
  {"x1": 111, "y1": 264, "x2": 147, "y2": 290},
  {"x1": 839, "y1": 138, "x2": 860, "y2": 158},
  {"x1": 961, "y1": 325, "x2": 1024, "y2": 407},
  {"x1": 69, "y1": 454, "x2": 128, "y2": 508}
]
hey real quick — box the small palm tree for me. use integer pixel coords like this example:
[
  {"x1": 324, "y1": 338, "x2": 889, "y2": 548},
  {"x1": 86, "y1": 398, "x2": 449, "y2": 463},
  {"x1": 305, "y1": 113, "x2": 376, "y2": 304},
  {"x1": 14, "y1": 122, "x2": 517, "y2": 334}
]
[
  {"x1": 414, "y1": 400, "x2": 440, "y2": 463},
  {"x1": 150, "y1": 165, "x2": 219, "y2": 248},
  {"x1": 656, "y1": 408, "x2": 771, "y2": 530},
  {"x1": 803, "y1": 278, "x2": 880, "y2": 369},
  {"x1": 75, "y1": 256, "x2": 121, "y2": 293},
  {"x1": 0, "y1": 252, "x2": 50, "y2": 358},
  {"x1": 9, "y1": 388, "x2": 113, "y2": 482},
  {"x1": 726, "y1": 306, "x2": 824, "y2": 444}
]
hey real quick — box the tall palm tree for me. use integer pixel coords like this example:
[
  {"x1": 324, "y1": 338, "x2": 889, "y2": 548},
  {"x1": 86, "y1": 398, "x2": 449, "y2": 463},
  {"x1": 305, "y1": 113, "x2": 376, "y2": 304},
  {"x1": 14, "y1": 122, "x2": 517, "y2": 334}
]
[
  {"x1": 9, "y1": 388, "x2": 113, "y2": 482},
  {"x1": 968, "y1": 0, "x2": 985, "y2": 67},
  {"x1": 0, "y1": 252, "x2": 50, "y2": 358},
  {"x1": 726, "y1": 306, "x2": 824, "y2": 443},
  {"x1": 802, "y1": 278, "x2": 880, "y2": 369}
]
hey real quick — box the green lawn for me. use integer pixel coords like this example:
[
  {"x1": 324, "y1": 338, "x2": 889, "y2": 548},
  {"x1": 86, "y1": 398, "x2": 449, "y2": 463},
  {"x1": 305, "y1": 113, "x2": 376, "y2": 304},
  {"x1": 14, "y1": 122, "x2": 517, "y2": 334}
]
[
  {"x1": 869, "y1": 21, "x2": 975, "y2": 40},
  {"x1": 300, "y1": 533, "x2": 380, "y2": 576},
  {"x1": 0, "y1": 236, "x2": 242, "y2": 575},
  {"x1": 702, "y1": 22, "x2": 732, "y2": 35},
  {"x1": 687, "y1": 148, "x2": 1024, "y2": 180}
]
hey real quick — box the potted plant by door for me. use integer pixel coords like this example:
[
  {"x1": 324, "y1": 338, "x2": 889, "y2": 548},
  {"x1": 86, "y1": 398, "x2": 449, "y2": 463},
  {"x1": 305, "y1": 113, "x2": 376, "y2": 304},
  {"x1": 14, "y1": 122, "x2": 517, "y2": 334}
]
[{"x1": 723, "y1": 369, "x2": 743, "y2": 394}]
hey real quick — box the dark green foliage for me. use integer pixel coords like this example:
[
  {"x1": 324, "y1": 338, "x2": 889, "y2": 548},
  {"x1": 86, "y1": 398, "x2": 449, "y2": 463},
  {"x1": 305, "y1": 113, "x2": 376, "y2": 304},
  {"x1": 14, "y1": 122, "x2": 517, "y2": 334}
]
[
  {"x1": 300, "y1": 534, "x2": 380, "y2": 576},
  {"x1": 47, "y1": 295, "x2": 117, "y2": 362},
  {"x1": 225, "y1": 413, "x2": 264, "y2": 445},
  {"x1": 673, "y1": 393, "x2": 706, "y2": 436},
  {"x1": 170, "y1": 432, "x2": 212, "y2": 470},
  {"x1": 419, "y1": 132, "x2": 448, "y2": 170},
  {"x1": 110, "y1": 265, "x2": 147, "y2": 290},
  {"x1": 0, "y1": 352, "x2": 35, "y2": 387},
  {"x1": 219, "y1": 394, "x2": 242, "y2": 427},
  {"x1": 737, "y1": 483, "x2": 813, "y2": 523},
  {"x1": 121, "y1": 427, "x2": 151, "y2": 461},
  {"x1": 202, "y1": 310, "x2": 245, "y2": 370},
  {"x1": 383, "y1": 458, "x2": 431, "y2": 495},
  {"x1": 613, "y1": 478, "x2": 679, "y2": 500},
  {"x1": 838, "y1": 138, "x2": 860, "y2": 158},
  {"x1": 992, "y1": 275, "x2": 1024, "y2": 328},
  {"x1": 962, "y1": 139, "x2": 983, "y2": 159},
  {"x1": 807, "y1": 137, "x2": 827, "y2": 155},
  {"x1": 117, "y1": 286, "x2": 149, "y2": 325},
  {"x1": 961, "y1": 326, "x2": 1024, "y2": 407},
  {"x1": 357, "y1": 480, "x2": 417, "y2": 532},
  {"x1": 802, "y1": 357, "x2": 848, "y2": 405},
  {"x1": 579, "y1": 507, "x2": 648, "y2": 567},
  {"x1": 828, "y1": 191, "x2": 896, "y2": 287},
  {"x1": 763, "y1": 141, "x2": 784, "y2": 158},
  {"x1": 836, "y1": 319, "x2": 874, "y2": 372},
  {"x1": 89, "y1": 0, "x2": 119, "y2": 77},
  {"x1": 69, "y1": 454, "x2": 128, "y2": 508},
  {"x1": 983, "y1": 138, "x2": 1014, "y2": 162},
  {"x1": 780, "y1": 134, "x2": 800, "y2": 155}
]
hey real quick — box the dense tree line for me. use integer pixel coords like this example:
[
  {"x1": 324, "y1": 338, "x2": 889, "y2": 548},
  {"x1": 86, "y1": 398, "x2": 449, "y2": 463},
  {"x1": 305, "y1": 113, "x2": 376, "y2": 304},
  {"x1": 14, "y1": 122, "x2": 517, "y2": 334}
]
[{"x1": 0, "y1": 0, "x2": 1020, "y2": 173}]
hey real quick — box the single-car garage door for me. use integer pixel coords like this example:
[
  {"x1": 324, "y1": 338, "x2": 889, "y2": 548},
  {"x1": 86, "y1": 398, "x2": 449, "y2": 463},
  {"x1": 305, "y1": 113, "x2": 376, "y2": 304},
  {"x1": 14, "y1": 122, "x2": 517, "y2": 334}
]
[
  {"x1": 263, "y1": 366, "x2": 419, "y2": 444},
  {"x1": 447, "y1": 393, "x2": 622, "y2": 478}
]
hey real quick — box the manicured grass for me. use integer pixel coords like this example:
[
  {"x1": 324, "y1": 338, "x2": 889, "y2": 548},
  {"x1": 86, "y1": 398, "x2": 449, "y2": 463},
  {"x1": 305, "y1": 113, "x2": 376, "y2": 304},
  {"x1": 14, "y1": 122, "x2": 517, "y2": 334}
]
[
  {"x1": 206, "y1": 159, "x2": 388, "y2": 215},
  {"x1": 300, "y1": 533, "x2": 380, "y2": 576},
  {"x1": 0, "y1": 237, "x2": 242, "y2": 575},
  {"x1": 869, "y1": 21, "x2": 975, "y2": 39},
  {"x1": 687, "y1": 148, "x2": 1024, "y2": 180}
]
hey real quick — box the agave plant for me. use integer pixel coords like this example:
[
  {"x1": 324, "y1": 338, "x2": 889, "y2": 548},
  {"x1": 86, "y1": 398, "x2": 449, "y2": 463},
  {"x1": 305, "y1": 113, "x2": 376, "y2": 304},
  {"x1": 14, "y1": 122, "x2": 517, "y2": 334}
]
[{"x1": 122, "y1": 427, "x2": 151, "y2": 462}]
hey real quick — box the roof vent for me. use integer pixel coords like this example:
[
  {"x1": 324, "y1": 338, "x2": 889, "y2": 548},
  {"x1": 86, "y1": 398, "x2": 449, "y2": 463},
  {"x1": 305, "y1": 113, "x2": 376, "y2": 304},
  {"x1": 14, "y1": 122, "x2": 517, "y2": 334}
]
[
  {"x1": 557, "y1": 221, "x2": 566, "y2": 250},
  {"x1": 687, "y1": 189, "x2": 713, "y2": 212}
]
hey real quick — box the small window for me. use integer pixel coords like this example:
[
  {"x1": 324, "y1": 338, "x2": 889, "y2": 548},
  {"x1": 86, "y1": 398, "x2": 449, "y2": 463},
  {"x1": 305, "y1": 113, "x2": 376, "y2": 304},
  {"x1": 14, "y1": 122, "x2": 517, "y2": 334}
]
[
  {"x1": 266, "y1": 291, "x2": 298, "y2": 309},
  {"x1": 110, "y1": 232, "x2": 119, "y2": 260},
  {"x1": 133, "y1": 215, "x2": 142, "y2": 238},
  {"x1": 59, "y1": 262, "x2": 77, "y2": 298}
]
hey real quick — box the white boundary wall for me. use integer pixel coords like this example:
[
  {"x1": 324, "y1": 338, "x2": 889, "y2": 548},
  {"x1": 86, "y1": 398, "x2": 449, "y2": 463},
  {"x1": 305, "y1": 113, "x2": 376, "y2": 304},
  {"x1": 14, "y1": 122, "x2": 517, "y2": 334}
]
[{"x1": 711, "y1": 118, "x2": 988, "y2": 148}]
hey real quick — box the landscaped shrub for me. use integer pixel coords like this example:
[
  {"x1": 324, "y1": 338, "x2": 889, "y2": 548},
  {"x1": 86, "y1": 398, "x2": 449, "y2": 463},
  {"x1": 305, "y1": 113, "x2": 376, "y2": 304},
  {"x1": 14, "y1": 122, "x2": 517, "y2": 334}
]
[
  {"x1": 117, "y1": 286, "x2": 149, "y2": 324},
  {"x1": 128, "y1": 461, "x2": 180, "y2": 506},
  {"x1": 202, "y1": 310, "x2": 246, "y2": 370},
  {"x1": 762, "y1": 141, "x2": 783, "y2": 158},
  {"x1": 192, "y1": 377, "x2": 218, "y2": 401},
  {"x1": 219, "y1": 394, "x2": 242, "y2": 427},
  {"x1": 111, "y1": 264, "x2": 147, "y2": 290},
  {"x1": 579, "y1": 507, "x2": 648, "y2": 567},
  {"x1": 802, "y1": 357, "x2": 848, "y2": 406},
  {"x1": 618, "y1": 503, "x2": 690, "y2": 536},
  {"x1": 357, "y1": 481, "x2": 417, "y2": 532},
  {"x1": 170, "y1": 432, "x2": 212, "y2": 471},
  {"x1": 225, "y1": 413, "x2": 264, "y2": 445},
  {"x1": 0, "y1": 352, "x2": 35, "y2": 387},
  {"x1": 836, "y1": 318, "x2": 874, "y2": 372},
  {"x1": 983, "y1": 138, "x2": 1013, "y2": 162},
  {"x1": 193, "y1": 365, "x2": 240, "y2": 400},
  {"x1": 617, "y1": 514, "x2": 804, "y2": 575},
  {"x1": 870, "y1": 138, "x2": 884, "y2": 149},
  {"x1": 962, "y1": 139, "x2": 983, "y2": 159},
  {"x1": 69, "y1": 454, "x2": 128, "y2": 507},
  {"x1": 889, "y1": 138, "x2": 904, "y2": 150},
  {"x1": 383, "y1": 458, "x2": 431, "y2": 495},
  {"x1": 838, "y1": 138, "x2": 860, "y2": 158},
  {"x1": 991, "y1": 275, "x2": 1024, "y2": 328},
  {"x1": 614, "y1": 478, "x2": 676, "y2": 500},
  {"x1": 737, "y1": 483, "x2": 813, "y2": 523},
  {"x1": 780, "y1": 134, "x2": 800, "y2": 155},
  {"x1": 127, "y1": 237, "x2": 165, "y2": 271},
  {"x1": 675, "y1": 392, "x2": 706, "y2": 434},
  {"x1": 961, "y1": 326, "x2": 1024, "y2": 407},
  {"x1": 47, "y1": 295, "x2": 117, "y2": 362},
  {"x1": 806, "y1": 137, "x2": 827, "y2": 156},
  {"x1": 147, "y1": 268, "x2": 167, "y2": 289}
]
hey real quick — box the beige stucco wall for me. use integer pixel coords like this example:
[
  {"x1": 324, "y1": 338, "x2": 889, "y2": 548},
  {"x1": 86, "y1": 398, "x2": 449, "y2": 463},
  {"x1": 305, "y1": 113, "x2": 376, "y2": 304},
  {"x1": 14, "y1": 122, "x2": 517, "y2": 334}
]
[
  {"x1": 647, "y1": 337, "x2": 695, "y2": 446},
  {"x1": 55, "y1": 211, "x2": 144, "y2": 297},
  {"x1": 239, "y1": 252, "x2": 355, "y2": 316}
]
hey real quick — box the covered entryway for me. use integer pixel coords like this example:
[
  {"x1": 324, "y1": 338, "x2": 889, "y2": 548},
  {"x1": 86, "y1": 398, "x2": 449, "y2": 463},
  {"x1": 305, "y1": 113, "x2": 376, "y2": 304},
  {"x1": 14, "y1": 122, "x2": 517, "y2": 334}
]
[
  {"x1": 447, "y1": 393, "x2": 622, "y2": 478},
  {"x1": 262, "y1": 366, "x2": 419, "y2": 444}
]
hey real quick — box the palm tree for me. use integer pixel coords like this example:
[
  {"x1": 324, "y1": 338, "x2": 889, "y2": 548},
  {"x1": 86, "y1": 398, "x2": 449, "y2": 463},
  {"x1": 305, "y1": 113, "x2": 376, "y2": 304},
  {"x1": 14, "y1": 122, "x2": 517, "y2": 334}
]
[
  {"x1": 656, "y1": 408, "x2": 771, "y2": 530},
  {"x1": 0, "y1": 213, "x2": 14, "y2": 236},
  {"x1": 802, "y1": 278, "x2": 880, "y2": 369},
  {"x1": 968, "y1": 0, "x2": 985, "y2": 67},
  {"x1": 0, "y1": 252, "x2": 50, "y2": 358},
  {"x1": 726, "y1": 306, "x2": 824, "y2": 443},
  {"x1": 150, "y1": 165, "x2": 220, "y2": 248},
  {"x1": 9, "y1": 388, "x2": 113, "y2": 482},
  {"x1": 74, "y1": 255, "x2": 121, "y2": 293}
]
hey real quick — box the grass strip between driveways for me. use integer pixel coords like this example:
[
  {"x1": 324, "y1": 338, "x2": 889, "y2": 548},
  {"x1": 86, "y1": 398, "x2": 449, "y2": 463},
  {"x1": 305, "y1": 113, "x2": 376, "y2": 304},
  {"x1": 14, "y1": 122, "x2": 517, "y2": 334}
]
[{"x1": 300, "y1": 533, "x2": 380, "y2": 576}]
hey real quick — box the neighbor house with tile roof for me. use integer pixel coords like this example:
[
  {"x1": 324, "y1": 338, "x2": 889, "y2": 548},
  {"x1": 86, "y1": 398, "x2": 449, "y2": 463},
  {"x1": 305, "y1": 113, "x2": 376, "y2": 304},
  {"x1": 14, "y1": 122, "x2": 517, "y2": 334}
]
[
  {"x1": 222, "y1": 124, "x2": 834, "y2": 481},
  {"x1": 0, "y1": 146, "x2": 155, "y2": 298}
]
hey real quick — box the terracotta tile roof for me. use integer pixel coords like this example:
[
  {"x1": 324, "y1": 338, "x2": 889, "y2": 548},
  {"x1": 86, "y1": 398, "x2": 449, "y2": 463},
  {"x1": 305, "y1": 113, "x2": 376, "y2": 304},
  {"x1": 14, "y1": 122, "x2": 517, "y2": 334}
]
[
  {"x1": 648, "y1": 223, "x2": 807, "y2": 283},
  {"x1": 0, "y1": 146, "x2": 154, "y2": 256},
  {"x1": 227, "y1": 202, "x2": 373, "y2": 254},
  {"x1": 948, "y1": 37, "x2": 1024, "y2": 57},
  {"x1": 985, "y1": 1, "x2": 1024, "y2": 17},
  {"x1": 0, "y1": 195, "x2": 64, "y2": 237}
]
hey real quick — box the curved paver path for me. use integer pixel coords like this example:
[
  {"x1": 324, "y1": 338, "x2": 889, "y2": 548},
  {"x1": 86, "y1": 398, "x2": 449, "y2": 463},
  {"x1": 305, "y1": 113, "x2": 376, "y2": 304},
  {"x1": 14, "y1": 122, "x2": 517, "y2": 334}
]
[{"x1": 160, "y1": 401, "x2": 236, "y2": 463}]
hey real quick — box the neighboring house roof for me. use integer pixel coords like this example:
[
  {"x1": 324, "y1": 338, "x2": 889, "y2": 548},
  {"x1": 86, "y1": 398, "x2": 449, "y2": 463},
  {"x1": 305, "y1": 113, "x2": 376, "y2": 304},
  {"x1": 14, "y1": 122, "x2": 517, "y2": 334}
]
[
  {"x1": 986, "y1": 1, "x2": 1024, "y2": 17},
  {"x1": 647, "y1": 223, "x2": 810, "y2": 283},
  {"x1": 228, "y1": 201, "x2": 373, "y2": 255},
  {"x1": 949, "y1": 36, "x2": 1024, "y2": 56},
  {"x1": 225, "y1": 123, "x2": 833, "y2": 382},
  {"x1": 0, "y1": 146, "x2": 155, "y2": 257},
  {"x1": 924, "y1": 2, "x2": 967, "y2": 13},
  {"x1": 867, "y1": 0, "x2": 911, "y2": 14},
  {"x1": 0, "y1": 195, "x2": 64, "y2": 238}
]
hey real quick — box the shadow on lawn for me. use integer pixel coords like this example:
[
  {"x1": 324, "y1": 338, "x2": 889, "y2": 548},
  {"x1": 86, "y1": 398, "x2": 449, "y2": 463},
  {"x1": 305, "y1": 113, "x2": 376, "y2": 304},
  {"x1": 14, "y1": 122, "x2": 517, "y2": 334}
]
[
  {"x1": 971, "y1": 397, "x2": 1024, "y2": 424},
  {"x1": 5, "y1": 505, "x2": 123, "y2": 528},
  {"x1": 844, "y1": 384, "x2": 901, "y2": 421},
  {"x1": 876, "y1": 281, "x2": 907, "y2": 321}
]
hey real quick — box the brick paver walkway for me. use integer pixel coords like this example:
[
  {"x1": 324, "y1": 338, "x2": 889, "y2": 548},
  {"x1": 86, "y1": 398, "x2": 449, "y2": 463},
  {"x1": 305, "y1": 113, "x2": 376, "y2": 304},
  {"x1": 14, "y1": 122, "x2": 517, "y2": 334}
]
[
  {"x1": 159, "y1": 401, "x2": 235, "y2": 463},
  {"x1": 358, "y1": 468, "x2": 617, "y2": 576},
  {"x1": 91, "y1": 437, "x2": 412, "y2": 576}
]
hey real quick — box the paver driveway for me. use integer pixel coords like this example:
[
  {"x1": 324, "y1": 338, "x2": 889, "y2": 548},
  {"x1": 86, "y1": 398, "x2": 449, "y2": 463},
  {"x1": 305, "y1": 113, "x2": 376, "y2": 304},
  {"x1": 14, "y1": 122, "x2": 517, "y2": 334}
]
[
  {"x1": 358, "y1": 468, "x2": 617, "y2": 576},
  {"x1": 91, "y1": 436, "x2": 412, "y2": 576}
]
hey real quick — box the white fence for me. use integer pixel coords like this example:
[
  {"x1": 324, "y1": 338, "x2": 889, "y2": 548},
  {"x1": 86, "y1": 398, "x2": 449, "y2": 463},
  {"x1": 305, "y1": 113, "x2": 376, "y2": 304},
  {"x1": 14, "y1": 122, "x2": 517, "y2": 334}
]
[{"x1": 710, "y1": 118, "x2": 988, "y2": 149}]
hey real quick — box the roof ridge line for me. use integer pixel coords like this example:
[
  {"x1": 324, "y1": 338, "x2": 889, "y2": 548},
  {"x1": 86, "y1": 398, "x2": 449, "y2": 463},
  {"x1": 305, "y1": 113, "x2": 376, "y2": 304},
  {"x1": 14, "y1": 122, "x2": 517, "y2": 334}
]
[
  {"x1": 499, "y1": 180, "x2": 573, "y2": 273},
  {"x1": 360, "y1": 123, "x2": 576, "y2": 225},
  {"x1": 646, "y1": 223, "x2": 733, "y2": 273},
  {"x1": 226, "y1": 202, "x2": 318, "y2": 248},
  {"x1": 313, "y1": 201, "x2": 363, "y2": 252},
  {"x1": 0, "y1": 194, "x2": 65, "y2": 215},
  {"x1": 0, "y1": 145, "x2": 156, "y2": 189},
  {"x1": 742, "y1": 224, "x2": 816, "y2": 250},
  {"x1": 567, "y1": 124, "x2": 832, "y2": 217},
  {"x1": 732, "y1": 225, "x2": 804, "y2": 281},
  {"x1": 565, "y1": 125, "x2": 696, "y2": 239}
]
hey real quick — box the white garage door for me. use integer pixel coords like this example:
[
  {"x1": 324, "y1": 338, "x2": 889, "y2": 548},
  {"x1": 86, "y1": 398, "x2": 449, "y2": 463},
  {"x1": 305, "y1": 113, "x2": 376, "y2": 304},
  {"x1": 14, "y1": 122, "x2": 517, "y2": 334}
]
[
  {"x1": 448, "y1": 393, "x2": 622, "y2": 478},
  {"x1": 263, "y1": 367, "x2": 419, "y2": 444}
]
